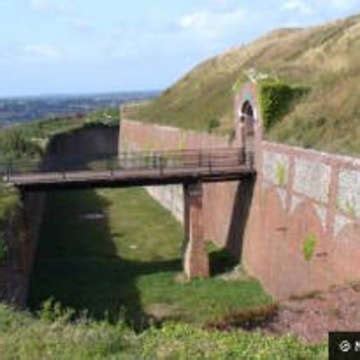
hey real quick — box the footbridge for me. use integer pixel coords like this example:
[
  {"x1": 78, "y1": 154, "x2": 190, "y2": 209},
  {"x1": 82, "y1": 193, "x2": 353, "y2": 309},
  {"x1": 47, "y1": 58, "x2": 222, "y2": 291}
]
[
  {"x1": 2, "y1": 147, "x2": 255, "y2": 280},
  {"x1": 3, "y1": 147, "x2": 255, "y2": 191}
]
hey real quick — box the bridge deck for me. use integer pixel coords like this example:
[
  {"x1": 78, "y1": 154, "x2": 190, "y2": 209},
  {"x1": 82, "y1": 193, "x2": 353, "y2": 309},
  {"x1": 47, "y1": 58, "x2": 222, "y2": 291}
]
[
  {"x1": 2, "y1": 147, "x2": 255, "y2": 190},
  {"x1": 8, "y1": 165, "x2": 254, "y2": 190}
]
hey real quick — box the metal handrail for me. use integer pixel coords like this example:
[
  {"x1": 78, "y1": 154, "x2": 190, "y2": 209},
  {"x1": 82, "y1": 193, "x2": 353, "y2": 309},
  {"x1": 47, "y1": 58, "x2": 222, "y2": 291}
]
[{"x1": 2, "y1": 147, "x2": 253, "y2": 180}]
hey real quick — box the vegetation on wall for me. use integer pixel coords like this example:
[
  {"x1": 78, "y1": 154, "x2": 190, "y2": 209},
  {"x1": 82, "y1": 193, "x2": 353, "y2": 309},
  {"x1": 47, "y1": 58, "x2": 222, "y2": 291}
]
[
  {"x1": 303, "y1": 233, "x2": 317, "y2": 262},
  {"x1": 207, "y1": 117, "x2": 221, "y2": 133},
  {"x1": 275, "y1": 162, "x2": 287, "y2": 187},
  {"x1": 258, "y1": 80, "x2": 309, "y2": 131}
]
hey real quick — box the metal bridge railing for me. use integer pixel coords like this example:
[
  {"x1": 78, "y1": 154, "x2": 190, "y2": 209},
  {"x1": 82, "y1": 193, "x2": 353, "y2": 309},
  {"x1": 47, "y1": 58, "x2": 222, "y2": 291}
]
[{"x1": 1, "y1": 147, "x2": 252, "y2": 181}]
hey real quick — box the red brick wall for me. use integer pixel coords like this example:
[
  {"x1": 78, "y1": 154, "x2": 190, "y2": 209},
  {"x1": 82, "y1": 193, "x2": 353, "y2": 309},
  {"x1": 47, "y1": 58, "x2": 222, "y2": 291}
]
[
  {"x1": 119, "y1": 120, "x2": 239, "y2": 248},
  {"x1": 119, "y1": 84, "x2": 360, "y2": 299},
  {"x1": 249, "y1": 141, "x2": 360, "y2": 299}
]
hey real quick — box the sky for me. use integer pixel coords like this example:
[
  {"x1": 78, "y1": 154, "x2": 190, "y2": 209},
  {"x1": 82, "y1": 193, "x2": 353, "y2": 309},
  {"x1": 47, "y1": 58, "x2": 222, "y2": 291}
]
[{"x1": 0, "y1": 0, "x2": 359, "y2": 97}]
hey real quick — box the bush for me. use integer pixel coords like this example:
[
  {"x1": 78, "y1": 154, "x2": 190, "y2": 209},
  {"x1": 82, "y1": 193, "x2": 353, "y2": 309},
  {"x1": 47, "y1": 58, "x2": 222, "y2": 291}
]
[
  {"x1": 259, "y1": 80, "x2": 309, "y2": 131},
  {"x1": 207, "y1": 118, "x2": 220, "y2": 133},
  {"x1": 0, "y1": 128, "x2": 41, "y2": 160},
  {"x1": 85, "y1": 108, "x2": 120, "y2": 127}
]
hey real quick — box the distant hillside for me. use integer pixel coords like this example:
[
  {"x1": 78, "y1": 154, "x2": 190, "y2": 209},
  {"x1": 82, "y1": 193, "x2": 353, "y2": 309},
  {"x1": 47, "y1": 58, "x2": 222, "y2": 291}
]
[{"x1": 133, "y1": 14, "x2": 360, "y2": 156}]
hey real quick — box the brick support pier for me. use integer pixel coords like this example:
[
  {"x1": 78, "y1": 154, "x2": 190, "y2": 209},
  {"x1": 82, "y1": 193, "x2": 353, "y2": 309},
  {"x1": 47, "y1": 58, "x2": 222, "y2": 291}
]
[{"x1": 183, "y1": 181, "x2": 209, "y2": 278}]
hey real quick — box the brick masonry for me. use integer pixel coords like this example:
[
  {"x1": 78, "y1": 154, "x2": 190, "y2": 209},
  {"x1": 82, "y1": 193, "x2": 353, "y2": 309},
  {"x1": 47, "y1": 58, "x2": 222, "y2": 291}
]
[
  {"x1": 183, "y1": 182, "x2": 209, "y2": 278},
  {"x1": 119, "y1": 83, "x2": 360, "y2": 299}
]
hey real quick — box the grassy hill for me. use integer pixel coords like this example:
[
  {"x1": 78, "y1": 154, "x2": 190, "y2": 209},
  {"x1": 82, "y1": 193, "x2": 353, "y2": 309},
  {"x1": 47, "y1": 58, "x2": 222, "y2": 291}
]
[{"x1": 133, "y1": 14, "x2": 360, "y2": 156}]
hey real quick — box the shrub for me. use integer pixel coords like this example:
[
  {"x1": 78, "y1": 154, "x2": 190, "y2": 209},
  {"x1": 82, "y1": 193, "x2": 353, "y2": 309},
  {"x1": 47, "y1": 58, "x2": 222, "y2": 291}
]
[
  {"x1": 207, "y1": 118, "x2": 220, "y2": 133},
  {"x1": 85, "y1": 108, "x2": 120, "y2": 127},
  {"x1": 0, "y1": 128, "x2": 41, "y2": 160},
  {"x1": 259, "y1": 80, "x2": 310, "y2": 131}
]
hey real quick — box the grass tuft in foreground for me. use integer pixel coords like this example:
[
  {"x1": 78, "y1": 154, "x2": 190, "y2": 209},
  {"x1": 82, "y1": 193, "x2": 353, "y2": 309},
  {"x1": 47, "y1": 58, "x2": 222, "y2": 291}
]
[{"x1": 0, "y1": 303, "x2": 327, "y2": 359}]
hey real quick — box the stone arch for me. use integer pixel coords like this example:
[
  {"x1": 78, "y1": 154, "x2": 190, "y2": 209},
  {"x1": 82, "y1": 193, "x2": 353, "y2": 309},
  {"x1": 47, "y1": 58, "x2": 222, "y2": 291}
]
[
  {"x1": 233, "y1": 83, "x2": 261, "y2": 167},
  {"x1": 241, "y1": 101, "x2": 256, "y2": 167}
]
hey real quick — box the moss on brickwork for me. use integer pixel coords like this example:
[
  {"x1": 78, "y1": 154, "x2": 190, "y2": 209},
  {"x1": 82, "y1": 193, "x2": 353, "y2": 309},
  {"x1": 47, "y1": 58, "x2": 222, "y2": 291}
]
[
  {"x1": 303, "y1": 233, "x2": 317, "y2": 262},
  {"x1": 275, "y1": 162, "x2": 287, "y2": 187}
]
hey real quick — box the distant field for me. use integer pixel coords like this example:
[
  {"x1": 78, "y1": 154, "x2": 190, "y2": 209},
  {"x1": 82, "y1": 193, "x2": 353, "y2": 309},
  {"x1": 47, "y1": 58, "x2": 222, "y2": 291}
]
[{"x1": 0, "y1": 91, "x2": 158, "y2": 125}]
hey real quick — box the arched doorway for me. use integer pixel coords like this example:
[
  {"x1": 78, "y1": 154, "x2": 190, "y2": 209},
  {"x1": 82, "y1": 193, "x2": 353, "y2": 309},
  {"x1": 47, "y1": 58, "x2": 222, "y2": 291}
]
[{"x1": 240, "y1": 101, "x2": 256, "y2": 167}]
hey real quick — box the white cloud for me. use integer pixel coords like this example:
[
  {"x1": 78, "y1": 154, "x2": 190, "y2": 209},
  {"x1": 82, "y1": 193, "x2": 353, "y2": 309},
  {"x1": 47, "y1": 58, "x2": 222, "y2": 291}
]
[
  {"x1": 30, "y1": 0, "x2": 69, "y2": 14},
  {"x1": 326, "y1": 0, "x2": 360, "y2": 10},
  {"x1": 282, "y1": 0, "x2": 314, "y2": 15},
  {"x1": 179, "y1": 12, "x2": 208, "y2": 30},
  {"x1": 23, "y1": 44, "x2": 62, "y2": 60},
  {"x1": 178, "y1": 8, "x2": 246, "y2": 39},
  {"x1": 311, "y1": 0, "x2": 360, "y2": 12}
]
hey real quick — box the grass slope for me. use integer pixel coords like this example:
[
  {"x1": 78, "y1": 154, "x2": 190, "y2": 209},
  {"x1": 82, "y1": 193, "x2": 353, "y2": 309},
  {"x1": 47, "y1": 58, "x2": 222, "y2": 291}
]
[
  {"x1": 133, "y1": 14, "x2": 360, "y2": 156},
  {"x1": 29, "y1": 188, "x2": 272, "y2": 328}
]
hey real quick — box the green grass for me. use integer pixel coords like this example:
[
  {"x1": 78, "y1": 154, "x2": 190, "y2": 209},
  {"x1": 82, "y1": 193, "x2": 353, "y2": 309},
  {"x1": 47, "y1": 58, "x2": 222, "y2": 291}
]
[
  {"x1": 0, "y1": 304, "x2": 327, "y2": 360},
  {"x1": 29, "y1": 187, "x2": 272, "y2": 328},
  {"x1": 4, "y1": 187, "x2": 327, "y2": 358}
]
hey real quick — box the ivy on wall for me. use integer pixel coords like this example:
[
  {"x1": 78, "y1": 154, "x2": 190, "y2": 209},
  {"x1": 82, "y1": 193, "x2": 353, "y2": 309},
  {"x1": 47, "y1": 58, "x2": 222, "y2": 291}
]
[{"x1": 258, "y1": 80, "x2": 309, "y2": 131}]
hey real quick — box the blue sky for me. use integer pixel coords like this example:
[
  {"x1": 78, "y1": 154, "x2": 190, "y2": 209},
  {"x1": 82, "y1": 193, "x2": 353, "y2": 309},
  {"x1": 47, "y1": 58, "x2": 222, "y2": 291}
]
[{"x1": 0, "y1": 0, "x2": 359, "y2": 97}]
